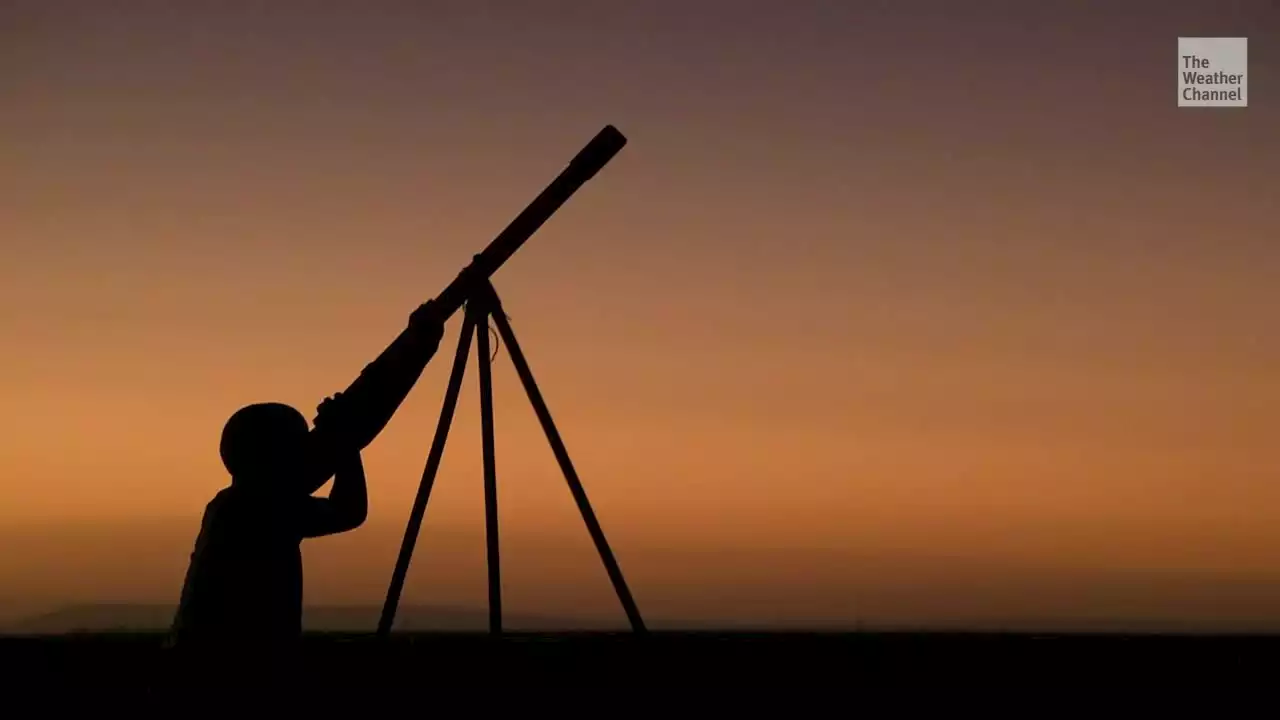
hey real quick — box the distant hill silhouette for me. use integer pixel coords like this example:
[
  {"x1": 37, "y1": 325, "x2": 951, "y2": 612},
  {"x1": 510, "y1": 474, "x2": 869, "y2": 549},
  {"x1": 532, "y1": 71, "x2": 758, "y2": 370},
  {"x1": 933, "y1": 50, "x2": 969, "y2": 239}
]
[
  {"x1": 8, "y1": 519, "x2": 1280, "y2": 635},
  {"x1": 3, "y1": 603, "x2": 626, "y2": 634},
  {"x1": 9, "y1": 603, "x2": 1280, "y2": 636}
]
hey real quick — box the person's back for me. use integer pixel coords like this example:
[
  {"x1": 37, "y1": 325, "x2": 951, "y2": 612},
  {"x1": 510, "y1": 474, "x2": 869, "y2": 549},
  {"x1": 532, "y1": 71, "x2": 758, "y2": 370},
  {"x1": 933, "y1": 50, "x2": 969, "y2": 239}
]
[{"x1": 173, "y1": 485, "x2": 307, "y2": 646}]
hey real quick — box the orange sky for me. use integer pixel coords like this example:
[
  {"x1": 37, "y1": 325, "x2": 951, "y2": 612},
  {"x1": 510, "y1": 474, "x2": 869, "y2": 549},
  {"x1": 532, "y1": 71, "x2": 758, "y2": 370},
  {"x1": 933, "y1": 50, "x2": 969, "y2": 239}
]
[{"x1": 1, "y1": 1, "x2": 1277, "y2": 630}]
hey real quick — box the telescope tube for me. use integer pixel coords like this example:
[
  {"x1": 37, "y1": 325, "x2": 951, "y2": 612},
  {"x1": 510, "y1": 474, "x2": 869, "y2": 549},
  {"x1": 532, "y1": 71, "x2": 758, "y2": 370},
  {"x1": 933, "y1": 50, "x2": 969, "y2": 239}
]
[
  {"x1": 432, "y1": 124, "x2": 627, "y2": 318},
  {"x1": 300, "y1": 125, "x2": 627, "y2": 492}
]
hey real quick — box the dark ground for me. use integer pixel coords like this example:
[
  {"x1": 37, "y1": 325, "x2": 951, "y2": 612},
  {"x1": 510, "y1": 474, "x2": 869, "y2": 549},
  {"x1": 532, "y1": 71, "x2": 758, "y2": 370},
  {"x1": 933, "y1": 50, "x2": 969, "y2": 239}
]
[{"x1": 2, "y1": 631, "x2": 1277, "y2": 703}]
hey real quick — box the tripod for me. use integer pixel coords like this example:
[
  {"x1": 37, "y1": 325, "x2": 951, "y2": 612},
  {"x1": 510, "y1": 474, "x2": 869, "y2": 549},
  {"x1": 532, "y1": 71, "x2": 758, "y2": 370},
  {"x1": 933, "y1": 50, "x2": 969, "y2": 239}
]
[{"x1": 377, "y1": 279, "x2": 646, "y2": 636}]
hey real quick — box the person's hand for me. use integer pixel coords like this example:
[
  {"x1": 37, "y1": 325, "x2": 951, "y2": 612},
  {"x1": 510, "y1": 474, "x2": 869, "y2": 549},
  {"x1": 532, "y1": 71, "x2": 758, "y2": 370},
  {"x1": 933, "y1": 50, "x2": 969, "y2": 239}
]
[
  {"x1": 313, "y1": 392, "x2": 347, "y2": 431},
  {"x1": 409, "y1": 299, "x2": 446, "y2": 346}
]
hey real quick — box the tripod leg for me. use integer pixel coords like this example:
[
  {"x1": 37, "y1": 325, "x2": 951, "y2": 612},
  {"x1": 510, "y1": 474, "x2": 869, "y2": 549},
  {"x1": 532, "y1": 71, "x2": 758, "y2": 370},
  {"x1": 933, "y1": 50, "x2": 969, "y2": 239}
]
[
  {"x1": 475, "y1": 307, "x2": 503, "y2": 635},
  {"x1": 487, "y1": 302, "x2": 648, "y2": 633},
  {"x1": 378, "y1": 314, "x2": 476, "y2": 637}
]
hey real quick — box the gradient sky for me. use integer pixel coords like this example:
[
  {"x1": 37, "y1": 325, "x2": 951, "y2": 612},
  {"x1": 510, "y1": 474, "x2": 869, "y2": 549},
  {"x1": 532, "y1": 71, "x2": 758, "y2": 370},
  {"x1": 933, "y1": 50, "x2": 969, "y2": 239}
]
[{"x1": 1, "y1": 1, "x2": 1277, "y2": 630}]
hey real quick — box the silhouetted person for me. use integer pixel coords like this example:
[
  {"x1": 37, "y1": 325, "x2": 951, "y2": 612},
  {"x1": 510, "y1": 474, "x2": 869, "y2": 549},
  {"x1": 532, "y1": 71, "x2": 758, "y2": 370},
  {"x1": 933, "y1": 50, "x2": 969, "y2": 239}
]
[{"x1": 170, "y1": 300, "x2": 446, "y2": 650}]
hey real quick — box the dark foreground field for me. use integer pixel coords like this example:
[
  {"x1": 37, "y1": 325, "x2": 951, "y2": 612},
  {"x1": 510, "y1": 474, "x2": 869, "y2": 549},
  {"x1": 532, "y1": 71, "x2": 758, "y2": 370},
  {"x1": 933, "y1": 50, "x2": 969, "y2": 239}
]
[{"x1": 3, "y1": 631, "x2": 1278, "y2": 698}]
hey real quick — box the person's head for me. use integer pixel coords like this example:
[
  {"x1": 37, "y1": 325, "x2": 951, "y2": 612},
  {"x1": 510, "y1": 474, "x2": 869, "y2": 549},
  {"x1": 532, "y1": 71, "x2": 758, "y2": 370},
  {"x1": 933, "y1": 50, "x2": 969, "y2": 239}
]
[{"x1": 220, "y1": 402, "x2": 311, "y2": 492}]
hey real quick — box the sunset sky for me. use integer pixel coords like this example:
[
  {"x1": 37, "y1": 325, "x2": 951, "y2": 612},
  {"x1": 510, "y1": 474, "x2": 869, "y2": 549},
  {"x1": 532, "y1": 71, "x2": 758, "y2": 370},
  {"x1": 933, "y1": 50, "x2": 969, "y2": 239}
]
[{"x1": 1, "y1": 1, "x2": 1277, "y2": 630}]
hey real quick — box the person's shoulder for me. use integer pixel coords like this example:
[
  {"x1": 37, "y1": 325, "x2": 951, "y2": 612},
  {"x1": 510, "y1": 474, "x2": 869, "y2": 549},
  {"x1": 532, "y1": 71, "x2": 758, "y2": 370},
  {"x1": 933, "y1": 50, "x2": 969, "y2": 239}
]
[
  {"x1": 207, "y1": 486, "x2": 237, "y2": 509},
  {"x1": 201, "y1": 487, "x2": 242, "y2": 523}
]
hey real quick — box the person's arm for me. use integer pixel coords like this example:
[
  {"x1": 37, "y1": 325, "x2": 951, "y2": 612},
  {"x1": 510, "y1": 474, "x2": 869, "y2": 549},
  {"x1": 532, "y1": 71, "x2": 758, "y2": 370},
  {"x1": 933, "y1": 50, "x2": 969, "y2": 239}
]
[
  {"x1": 299, "y1": 449, "x2": 367, "y2": 538},
  {"x1": 301, "y1": 300, "x2": 447, "y2": 492}
]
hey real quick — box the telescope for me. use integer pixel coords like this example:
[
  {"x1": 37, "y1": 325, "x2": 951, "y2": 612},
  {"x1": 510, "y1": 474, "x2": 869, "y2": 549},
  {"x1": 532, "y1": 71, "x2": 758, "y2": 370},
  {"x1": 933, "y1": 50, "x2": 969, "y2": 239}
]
[
  {"x1": 359, "y1": 125, "x2": 647, "y2": 636},
  {"x1": 306, "y1": 126, "x2": 629, "y2": 488}
]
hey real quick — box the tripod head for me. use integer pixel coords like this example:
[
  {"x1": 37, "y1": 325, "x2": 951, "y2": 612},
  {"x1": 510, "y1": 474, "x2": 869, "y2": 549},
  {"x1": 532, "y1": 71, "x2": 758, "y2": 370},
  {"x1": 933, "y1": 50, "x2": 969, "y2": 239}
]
[{"x1": 431, "y1": 125, "x2": 627, "y2": 321}]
